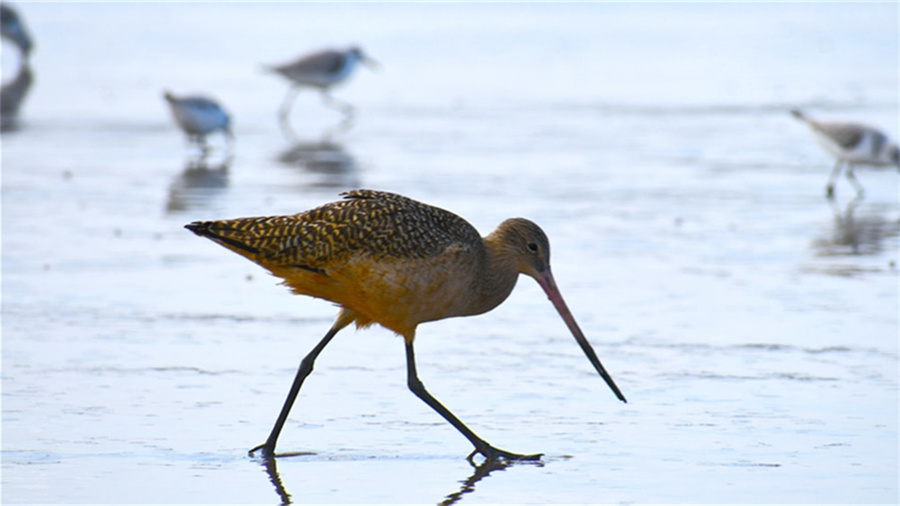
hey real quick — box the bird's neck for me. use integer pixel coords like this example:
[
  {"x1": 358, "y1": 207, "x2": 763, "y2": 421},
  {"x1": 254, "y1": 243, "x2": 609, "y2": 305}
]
[{"x1": 470, "y1": 235, "x2": 521, "y2": 316}]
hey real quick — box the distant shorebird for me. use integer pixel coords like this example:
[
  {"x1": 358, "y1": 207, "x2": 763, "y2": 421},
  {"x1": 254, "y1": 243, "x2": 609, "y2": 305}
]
[
  {"x1": 1, "y1": 4, "x2": 33, "y2": 56},
  {"x1": 0, "y1": 61, "x2": 32, "y2": 128},
  {"x1": 1, "y1": 4, "x2": 33, "y2": 130},
  {"x1": 791, "y1": 109, "x2": 900, "y2": 197},
  {"x1": 185, "y1": 189, "x2": 625, "y2": 461},
  {"x1": 163, "y1": 91, "x2": 233, "y2": 151},
  {"x1": 264, "y1": 46, "x2": 378, "y2": 126}
]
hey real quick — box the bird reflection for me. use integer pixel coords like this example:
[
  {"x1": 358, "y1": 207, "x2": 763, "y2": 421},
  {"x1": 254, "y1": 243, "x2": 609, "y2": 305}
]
[
  {"x1": 277, "y1": 135, "x2": 359, "y2": 189},
  {"x1": 812, "y1": 195, "x2": 900, "y2": 257},
  {"x1": 165, "y1": 153, "x2": 231, "y2": 214}
]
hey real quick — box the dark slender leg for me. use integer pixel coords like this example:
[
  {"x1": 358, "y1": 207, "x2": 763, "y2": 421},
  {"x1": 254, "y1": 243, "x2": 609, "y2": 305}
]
[
  {"x1": 278, "y1": 86, "x2": 300, "y2": 127},
  {"x1": 404, "y1": 339, "x2": 542, "y2": 462},
  {"x1": 826, "y1": 159, "x2": 843, "y2": 197},
  {"x1": 250, "y1": 319, "x2": 348, "y2": 457},
  {"x1": 845, "y1": 165, "x2": 865, "y2": 196},
  {"x1": 321, "y1": 91, "x2": 355, "y2": 118}
]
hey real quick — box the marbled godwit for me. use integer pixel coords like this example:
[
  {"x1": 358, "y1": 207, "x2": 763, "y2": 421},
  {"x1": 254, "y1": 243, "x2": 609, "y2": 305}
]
[
  {"x1": 264, "y1": 46, "x2": 378, "y2": 124},
  {"x1": 791, "y1": 109, "x2": 900, "y2": 197},
  {"x1": 163, "y1": 90, "x2": 233, "y2": 152},
  {"x1": 185, "y1": 189, "x2": 626, "y2": 461},
  {"x1": 1, "y1": 4, "x2": 33, "y2": 56}
]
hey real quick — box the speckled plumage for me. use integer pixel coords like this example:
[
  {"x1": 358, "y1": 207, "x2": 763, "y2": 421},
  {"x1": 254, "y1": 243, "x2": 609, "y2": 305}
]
[{"x1": 189, "y1": 189, "x2": 482, "y2": 268}]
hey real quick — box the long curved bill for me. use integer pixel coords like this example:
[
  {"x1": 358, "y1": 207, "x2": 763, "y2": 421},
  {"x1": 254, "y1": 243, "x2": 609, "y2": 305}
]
[{"x1": 536, "y1": 270, "x2": 627, "y2": 403}]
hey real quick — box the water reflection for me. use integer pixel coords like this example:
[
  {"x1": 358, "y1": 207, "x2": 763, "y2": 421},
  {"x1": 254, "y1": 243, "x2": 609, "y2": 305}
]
[
  {"x1": 812, "y1": 196, "x2": 900, "y2": 258},
  {"x1": 165, "y1": 153, "x2": 231, "y2": 214},
  {"x1": 277, "y1": 135, "x2": 359, "y2": 190},
  {"x1": 258, "y1": 453, "x2": 536, "y2": 506},
  {"x1": 0, "y1": 61, "x2": 33, "y2": 131},
  {"x1": 440, "y1": 458, "x2": 529, "y2": 506},
  {"x1": 261, "y1": 457, "x2": 292, "y2": 506}
]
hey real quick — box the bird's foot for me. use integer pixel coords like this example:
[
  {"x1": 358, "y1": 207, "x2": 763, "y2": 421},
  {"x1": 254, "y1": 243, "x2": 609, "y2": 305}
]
[
  {"x1": 249, "y1": 442, "x2": 275, "y2": 458},
  {"x1": 468, "y1": 444, "x2": 543, "y2": 463},
  {"x1": 825, "y1": 185, "x2": 835, "y2": 198}
]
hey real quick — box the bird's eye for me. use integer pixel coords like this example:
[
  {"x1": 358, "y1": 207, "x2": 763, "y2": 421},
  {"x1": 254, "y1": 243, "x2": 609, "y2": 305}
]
[{"x1": 527, "y1": 242, "x2": 539, "y2": 253}]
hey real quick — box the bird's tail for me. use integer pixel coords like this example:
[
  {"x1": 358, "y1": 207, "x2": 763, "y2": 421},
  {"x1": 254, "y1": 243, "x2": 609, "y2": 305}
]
[
  {"x1": 163, "y1": 90, "x2": 177, "y2": 103},
  {"x1": 185, "y1": 220, "x2": 261, "y2": 260}
]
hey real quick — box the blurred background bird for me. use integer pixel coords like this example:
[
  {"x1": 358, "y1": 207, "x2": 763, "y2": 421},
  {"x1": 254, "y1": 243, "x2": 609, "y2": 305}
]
[
  {"x1": 1, "y1": 3, "x2": 33, "y2": 56},
  {"x1": 163, "y1": 90, "x2": 234, "y2": 153},
  {"x1": 264, "y1": 46, "x2": 379, "y2": 128},
  {"x1": 791, "y1": 109, "x2": 900, "y2": 197},
  {"x1": 1, "y1": 3, "x2": 34, "y2": 130}
]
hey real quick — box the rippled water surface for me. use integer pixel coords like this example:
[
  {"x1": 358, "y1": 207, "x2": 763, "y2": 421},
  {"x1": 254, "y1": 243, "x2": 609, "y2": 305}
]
[{"x1": 3, "y1": 3, "x2": 898, "y2": 505}]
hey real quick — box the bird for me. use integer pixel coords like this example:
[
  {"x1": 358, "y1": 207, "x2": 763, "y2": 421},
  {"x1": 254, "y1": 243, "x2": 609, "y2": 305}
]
[
  {"x1": 264, "y1": 46, "x2": 378, "y2": 126},
  {"x1": 791, "y1": 109, "x2": 900, "y2": 197},
  {"x1": 163, "y1": 90, "x2": 233, "y2": 152},
  {"x1": 1, "y1": 4, "x2": 34, "y2": 130},
  {"x1": 0, "y1": 61, "x2": 32, "y2": 130},
  {"x1": 1, "y1": 3, "x2": 34, "y2": 57},
  {"x1": 185, "y1": 189, "x2": 626, "y2": 461}
]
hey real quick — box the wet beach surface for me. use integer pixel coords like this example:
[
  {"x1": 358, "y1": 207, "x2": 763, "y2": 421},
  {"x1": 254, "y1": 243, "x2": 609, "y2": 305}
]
[{"x1": 2, "y1": 3, "x2": 898, "y2": 504}]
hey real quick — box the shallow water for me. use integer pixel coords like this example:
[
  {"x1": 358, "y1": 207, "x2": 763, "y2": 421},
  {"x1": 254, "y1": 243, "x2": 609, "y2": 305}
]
[{"x1": 2, "y1": 3, "x2": 898, "y2": 505}]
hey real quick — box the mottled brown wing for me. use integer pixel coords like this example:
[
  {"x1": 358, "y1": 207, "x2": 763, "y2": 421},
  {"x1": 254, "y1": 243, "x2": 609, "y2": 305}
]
[{"x1": 189, "y1": 190, "x2": 482, "y2": 274}]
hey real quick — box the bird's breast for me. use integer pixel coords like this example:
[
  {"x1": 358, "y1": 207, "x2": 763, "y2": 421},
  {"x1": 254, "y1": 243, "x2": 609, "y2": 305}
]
[{"x1": 273, "y1": 242, "x2": 483, "y2": 337}]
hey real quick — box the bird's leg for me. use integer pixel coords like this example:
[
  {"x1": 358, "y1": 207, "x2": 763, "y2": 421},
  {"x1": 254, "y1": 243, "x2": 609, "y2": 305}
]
[
  {"x1": 249, "y1": 316, "x2": 351, "y2": 458},
  {"x1": 845, "y1": 165, "x2": 865, "y2": 196},
  {"x1": 826, "y1": 159, "x2": 843, "y2": 198},
  {"x1": 404, "y1": 339, "x2": 542, "y2": 462},
  {"x1": 198, "y1": 135, "x2": 211, "y2": 157},
  {"x1": 278, "y1": 86, "x2": 301, "y2": 128},
  {"x1": 321, "y1": 91, "x2": 355, "y2": 118}
]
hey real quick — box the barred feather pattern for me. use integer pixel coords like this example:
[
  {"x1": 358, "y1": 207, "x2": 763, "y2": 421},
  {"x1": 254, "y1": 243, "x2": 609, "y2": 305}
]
[{"x1": 188, "y1": 190, "x2": 483, "y2": 272}]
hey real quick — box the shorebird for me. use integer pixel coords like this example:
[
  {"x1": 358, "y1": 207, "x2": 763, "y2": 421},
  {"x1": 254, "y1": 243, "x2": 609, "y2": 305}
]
[
  {"x1": 163, "y1": 90, "x2": 233, "y2": 151},
  {"x1": 264, "y1": 46, "x2": 378, "y2": 125},
  {"x1": 1, "y1": 4, "x2": 33, "y2": 56},
  {"x1": 791, "y1": 109, "x2": 900, "y2": 197},
  {"x1": 1, "y1": 4, "x2": 34, "y2": 129},
  {"x1": 185, "y1": 189, "x2": 626, "y2": 461},
  {"x1": 0, "y1": 61, "x2": 32, "y2": 129}
]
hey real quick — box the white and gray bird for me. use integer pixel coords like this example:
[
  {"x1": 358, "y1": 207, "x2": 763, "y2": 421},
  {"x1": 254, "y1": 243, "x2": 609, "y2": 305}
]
[
  {"x1": 791, "y1": 109, "x2": 900, "y2": 197},
  {"x1": 1, "y1": 4, "x2": 33, "y2": 56},
  {"x1": 163, "y1": 90, "x2": 233, "y2": 152},
  {"x1": 264, "y1": 46, "x2": 378, "y2": 125},
  {"x1": 1, "y1": 4, "x2": 34, "y2": 129}
]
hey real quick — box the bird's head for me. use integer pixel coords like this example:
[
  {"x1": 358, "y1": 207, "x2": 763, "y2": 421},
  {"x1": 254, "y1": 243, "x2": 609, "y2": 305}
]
[
  {"x1": 348, "y1": 46, "x2": 380, "y2": 71},
  {"x1": 1, "y1": 4, "x2": 33, "y2": 56},
  {"x1": 492, "y1": 218, "x2": 626, "y2": 403},
  {"x1": 494, "y1": 218, "x2": 552, "y2": 281}
]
